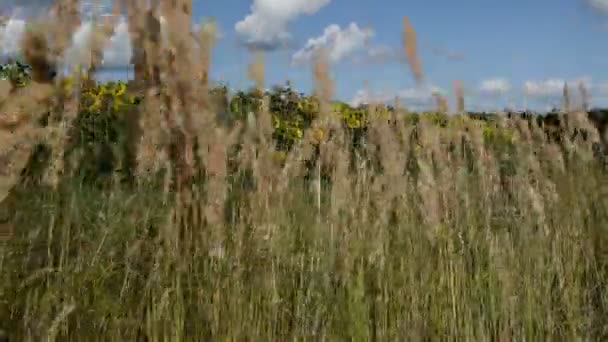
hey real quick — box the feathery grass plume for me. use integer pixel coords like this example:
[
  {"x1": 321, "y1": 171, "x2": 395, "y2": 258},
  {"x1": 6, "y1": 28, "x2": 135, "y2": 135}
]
[
  {"x1": 0, "y1": 41, "x2": 55, "y2": 198},
  {"x1": 328, "y1": 128, "x2": 351, "y2": 220},
  {"x1": 160, "y1": 1, "x2": 197, "y2": 123},
  {"x1": 195, "y1": 19, "x2": 236, "y2": 228},
  {"x1": 433, "y1": 91, "x2": 448, "y2": 113},
  {"x1": 196, "y1": 18, "x2": 232, "y2": 227},
  {"x1": 126, "y1": 0, "x2": 149, "y2": 83},
  {"x1": 156, "y1": 0, "x2": 199, "y2": 193},
  {"x1": 248, "y1": 50, "x2": 265, "y2": 92},
  {"x1": 85, "y1": 10, "x2": 117, "y2": 76},
  {"x1": 415, "y1": 156, "x2": 442, "y2": 243},
  {"x1": 393, "y1": 95, "x2": 401, "y2": 113},
  {"x1": 367, "y1": 107, "x2": 408, "y2": 227},
  {"x1": 247, "y1": 50, "x2": 273, "y2": 140},
  {"x1": 21, "y1": 27, "x2": 55, "y2": 84},
  {"x1": 2, "y1": 1, "x2": 608, "y2": 339},
  {"x1": 579, "y1": 81, "x2": 589, "y2": 111},
  {"x1": 0, "y1": 17, "x2": 4, "y2": 59},
  {"x1": 454, "y1": 80, "x2": 465, "y2": 113},
  {"x1": 44, "y1": 2, "x2": 116, "y2": 188},
  {"x1": 41, "y1": 99, "x2": 76, "y2": 188},
  {"x1": 134, "y1": 5, "x2": 167, "y2": 181},
  {"x1": 313, "y1": 47, "x2": 334, "y2": 122},
  {"x1": 135, "y1": 88, "x2": 166, "y2": 178},
  {"x1": 161, "y1": 0, "x2": 193, "y2": 45},
  {"x1": 198, "y1": 19, "x2": 217, "y2": 87},
  {"x1": 568, "y1": 110, "x2": 600, "y2": 145},
  {"x1": 462, "y1": 117, "x2": 501, "y2": 215},
  {"x1": 248, "y1": 52, "x2": 279, "y2": 224},
  {"x1": 203, "y1": 126, "x2": 241, "y2": 227},
  {"x1": 511, "y1": 135, "x2": 552, "y2": 235},
  {"x1": 563, "y1": 82, "x2": 570, "y2": 113},
  {"x1": 0, "y1": 129, "x2": 35, "y2": 204},
  {"x1": 310, "y1": 47, "x2": 335, "y2": 221},
  {"x1": 402, "y1": 16, "x2": 423, "y2": 84},
  {"x1": 47, "y1": 0, "x2": 82, "y2": 62}
]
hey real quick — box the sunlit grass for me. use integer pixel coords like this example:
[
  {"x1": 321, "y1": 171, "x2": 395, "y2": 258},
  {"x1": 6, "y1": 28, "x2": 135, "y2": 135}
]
[{"x1": 0, "y1": 1, "x2": 607, "y2": 340}]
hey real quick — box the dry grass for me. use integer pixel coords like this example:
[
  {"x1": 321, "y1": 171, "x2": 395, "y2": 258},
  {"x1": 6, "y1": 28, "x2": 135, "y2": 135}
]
[
  {"x1": 0, "y1": 1, "x2": 607, "y2": 340},
  {"x1": 401, "y1": 16, "x2": 423, "y2": 85}
]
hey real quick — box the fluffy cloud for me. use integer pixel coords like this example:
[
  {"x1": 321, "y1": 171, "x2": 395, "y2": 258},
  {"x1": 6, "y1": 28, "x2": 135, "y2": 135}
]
[
  {"x1": 1, "y1": 0, "x2": 115, "y2": 61},
  {"x1": 597, "y1": 82, "x2": 608, "y2": 96},
  {"x1": 1, "y1": 0, "x2": 53, "y2": 9},
  {"x1": 1, "y1": 0, "x2": 112, "y2": 19},
  {"x1": 523, "y1": 77, "x2": 592, "y2": 98},
  {"x1": 235, "y1": 0, "x2": 331, "y2": 50},
  {"x1": 0, "y1": 1, "x2": 52, "y2": 17},
  {"x1": 349, "y1": 88, "x2": 391, "y2": 107},
  {"x1": 60, "y1": 15, "x2": 132, "y2": 69},
  {"x1": 479, "y1": 78, "x2": 511, "y2": 95},
  {"x1": 523, "y1": 79, "x2": 567, "y2": 98},
  {"x1": 589, "y1": 0, "x2": 608, "y2": 13},
  {"x1": 79, "y1": 0, "x2": 113, "y2": 18},
  {"x1": 350, "y1": 84, "x2": 444, "y2": 109},
  {"x1": 100, "y1": 18, "x2": 131, "y2": 67},
  {"x1": 291, "y1": 22, "x2": 372, "y2": 65},
  {"x1": 398, "y1": 85, "x2": 445, "y2": 107},
  {"x1": 2, "y1": 11, "x2": 221, "y2": 69},
  {"x1": 62, "y1": 20, "x2": 95, "y2": 66},
  {"x1": 0, "y1": 17, "x2": 26, "y2": 57}
]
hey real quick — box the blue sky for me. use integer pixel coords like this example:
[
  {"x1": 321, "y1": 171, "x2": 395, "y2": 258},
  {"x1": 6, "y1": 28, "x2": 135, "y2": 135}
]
[{"x1": 1, "y1": 0, "x2": 608, "y2": 111}]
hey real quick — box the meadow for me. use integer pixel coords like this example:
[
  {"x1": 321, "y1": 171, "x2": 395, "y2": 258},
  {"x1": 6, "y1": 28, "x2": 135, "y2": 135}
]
[{"x1": 1, "y1": 1, "x2": 608, "y2": 340}]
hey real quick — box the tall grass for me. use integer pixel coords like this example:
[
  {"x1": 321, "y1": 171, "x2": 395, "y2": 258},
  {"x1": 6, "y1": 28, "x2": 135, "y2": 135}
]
[{"x1": 1, "y1": 0, "x2": 608, "y2": 340}]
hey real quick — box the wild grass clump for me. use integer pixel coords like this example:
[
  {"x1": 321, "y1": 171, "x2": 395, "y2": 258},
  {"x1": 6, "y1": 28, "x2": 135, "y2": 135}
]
[{"x1": 1, "y1": 0, "x2": 608, "y2": 340}]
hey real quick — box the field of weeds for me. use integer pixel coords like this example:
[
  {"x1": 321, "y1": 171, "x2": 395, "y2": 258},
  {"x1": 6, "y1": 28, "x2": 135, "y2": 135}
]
[{"x1": 1, "y1": 1, "x2": 608, "y2": 340}]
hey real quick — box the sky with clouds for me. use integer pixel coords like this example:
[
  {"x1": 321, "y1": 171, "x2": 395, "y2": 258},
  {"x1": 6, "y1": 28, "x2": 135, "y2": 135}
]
[{"x1": 1, "y1": 0, "x2": 608, "y2": 111}]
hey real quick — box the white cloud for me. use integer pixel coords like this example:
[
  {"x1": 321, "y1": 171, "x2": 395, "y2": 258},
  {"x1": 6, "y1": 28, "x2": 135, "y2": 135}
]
[
  {"x1": 523, "y1": 76, "x2": 592, "y2": 98},
  {"x1": 0, "y1": 1, "x2": 53, "y2": 17},
  {"x1": 520, "y1": 76, "x2": 594, "y2": 110},
  {"x1": 0, "y1": 16, "x2": 26, "y2": 57},
  {"x1": 292, "y1": 22, "x2": 372, "y2": 65},
  {"x1": 79, "y1": 0, "x2": 113, "y2": 19},
  {"x1": 573, "y1": 75, "x2": 593, "y2": 90},
  {"x1": 61, "y1": 16, "x2": 132, "y2": 69},
  {"x1": 0, "y1": 6, "x2": 124, "y2": 66},
  {"x1": 0, "y1": 0, "x2": 112, "y2": 20},
  {"x1": 589, "y1": 0, "x2": 608, "y2": 13},
  {"x1": 350, "y1": 84, "x2": 444, "y2": 109},
  {"x1": 23, "y1": 13, "x2": 219, "y2": 69},
  {"x1": 1, "y1": 0, "x2": 226, "y2": 67},
  {"x1": 597, "y1": 82, "x2": 608, "y2": 96},
  {"x1": 0, "y1": 7, "x2": 113, "y2": 61},
  {"x1": 479, "y1": 78, "x2": 511, "y2": 95},
  {"x1": 235, "y1": 0, "x2": 331, "y2": 49},
  {"x1": 100, "y1": 18, "x2": 132, "y2": 67},
  {"x1": 349, "y1": 88, "x2": 391, "y2": 107},
  {"x1": 523, "y1": 79, "x2": 566, "y2": 98},
  {"x1": 398, "y1": 85, "x2": 445, "y2": 107},
  {"x1": 99, "y1": 17, "x2": 222, "y2": 68},
  {"x1": 62, "y1": 20, "x2": 95, "y2": 67}
]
